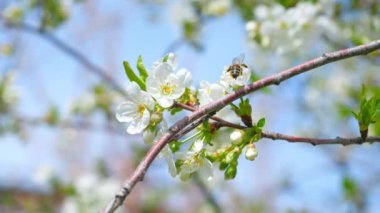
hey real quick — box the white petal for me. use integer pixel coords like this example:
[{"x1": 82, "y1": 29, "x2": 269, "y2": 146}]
[
  {"x1": 126, "y1": 82, "x2": 142, "y2": 100},
  {"x1": 192, "y1": 140, "x2": 204, "y2": 152},
  {"x1": 162, "y1": 146, "x2": 177, "y2": 177},
  {"x1": 167, "y1": 53, "x2": 178, "y2": 69},
  {"x1": 137, "y1": 90, "x2": 155, "y2": 111},
  {"x1": 153, "y1": 63, "x2": 173, "y2": 81},
  {"x1": 176, "y1": 68, "x2": 192, "y2": 87},
  {"x1": 143, "y1": 128, "x2": 156, "y2": 144},
  {"x1": 242, "y1": 67, "x2": 251, "y2": 82},
  {"x1": 126, "y1": 110, "x2": 150, "y2": 134},
  {"x1": 146, "y1": 76, "x2": 160, "y2": 96},
  {"x1": 156, "y1": 96, "x2": 174, "y2": 108},
  {"x1": 116, "y1": 101, "x2": 138, "y2": 122},
  {"x1": 200, "y1": 159, "x2": 213, "y2": 181}
]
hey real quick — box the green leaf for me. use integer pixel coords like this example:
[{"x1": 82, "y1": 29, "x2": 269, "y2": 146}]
[
  {"x1": 137, "y1": 55, "x2": 148, "y2": 81},
  {"x1": 123, "y1": 61, "x2": 146, "y2": 90},
  {"x1": 257, "y1": 118, "x2": 266, "y2": 128}
]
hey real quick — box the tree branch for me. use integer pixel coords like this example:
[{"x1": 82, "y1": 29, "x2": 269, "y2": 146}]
[
  {"x1": 261, "y1": 132, "x2": 380, "y2": 145},
  {"x1": 103, "y1": 39, "x2": 380, "y2": 212}
]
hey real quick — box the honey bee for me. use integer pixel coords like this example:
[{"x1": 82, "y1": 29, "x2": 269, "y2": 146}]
[{"x1": 226, "y1": 53, "x2": 248, "y2": 79}]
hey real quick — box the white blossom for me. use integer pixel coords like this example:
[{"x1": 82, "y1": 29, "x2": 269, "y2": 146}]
[
  {"x1": 220, "y1": 64, "x2": 251, "y2": 88},
  {"x1": 116, "y1": 82, "x2": 155, "y2": 134},
  {"x1": 198, "y1": 81, "x2": 240, "y2": 123},
  {"x1": 204, "y1": 0, "x2": 231, "y2": 16},
  {"x1": 177, "y1": 140, "x2": 213, "y2": 181},
  {"x1": 146, "y1": 54, "x2": 192, "y2": 108},
  {"x1": 198, "y1": 81, "x2": 225, "y2": 106},
  {"x1": 61, "y1": 174, "x2": 122, "y2": 213},
  {"x1": 246, "y1": 2, "x2": 340, "y2": 55}
]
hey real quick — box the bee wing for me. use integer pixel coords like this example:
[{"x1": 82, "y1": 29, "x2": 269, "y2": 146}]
[{"x1": 232, "y1": 53, "x2": 245, "y2": 64}]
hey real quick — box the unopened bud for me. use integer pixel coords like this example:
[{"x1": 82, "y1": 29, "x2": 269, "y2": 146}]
[
  {"x1": 230, "y1": 130, "x2": 245, "y2": 145},
  {"x1": 224, "y1": 165, "x2": 237, "y2": 180},
  {"x1": 150, "y1": 111, "x2": 163, "y2": 126},
  {"x1": 245, "y1": 144, "x2": 258, "y2": 161}
]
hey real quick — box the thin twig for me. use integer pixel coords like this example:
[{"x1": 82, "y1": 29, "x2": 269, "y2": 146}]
[
  {"x1": 175, "y1": 103, "x2": 380, "y2": 145},
  {"x1": 103, "y1": 39, "x2": 380, "y2": 212},
  {"x1": 261, "y1": 131, "x2": 380, "y2": 145}
]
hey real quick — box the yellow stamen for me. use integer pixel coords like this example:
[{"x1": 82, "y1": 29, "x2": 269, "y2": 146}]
[
  {"x1": 137, "y1": 104, "x2": 145, "y2": 117},
  {"x1": 161, "y1": 83, "x2": 176, "y2": 95}
]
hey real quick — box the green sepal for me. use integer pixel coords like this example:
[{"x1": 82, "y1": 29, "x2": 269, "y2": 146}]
[
  {"x1": 136, "y1": 55, "x2": 148, "y2": 81},
  {"x1": 123, "y1": 61, "x2": 146, "y2": 90},
  {"x1": 224, "y1": 163, "x2": 237, "y2": 180},
  {"x1": 257, "y1": 118, "x2": 266, "y2": 128}
]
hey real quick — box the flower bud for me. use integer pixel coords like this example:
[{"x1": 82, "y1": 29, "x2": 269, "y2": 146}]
[
  {"x1": 169, "y1": 141, "x2": 180, "y2": 153},
  {"x1": 245, "y1": 144, "x2": 258, "y2": 161},
  {"x1": 230, "y1": 130, "x2": 245, "y2": 145},
  {"x1": 224, "y1": 165, "x2": 237, "y2": 180},
  {"x1": 150, "y1": 111, "x2": 163, "y2": 126},
  {"x1": 225, "y1": 147, "x2": 240, "y2": 163},
  {"x1": 219, "y1": 160, "x2": 228, "y2": 170}
]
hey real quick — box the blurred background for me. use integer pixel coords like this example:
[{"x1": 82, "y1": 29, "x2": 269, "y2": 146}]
[{"x1": 0, "y1": 0, "x2": 380, "y2": 212}]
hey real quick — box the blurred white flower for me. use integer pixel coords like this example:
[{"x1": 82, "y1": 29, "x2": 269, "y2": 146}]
[
  {"x1": 61, "y1": 174, "x2": 122, "y2": 213},
  {"x1": 33, "y1": 165, "x2": 54, "y2": 186},
  {"x1": 2, "y1": 3, "x2": 24, "y2": 23},
  {"x1": 177, "y1": 140, "x2": 213, "y2": 181},
  {"x1": 170, "y1": 1, "x2": 198, "y2": 24},
  {"x1": 69, "y1": 93, "x2": 96, "y2": 115},
  {"x1": 116, "y1": 82, "x2": 155, "y2": 134},
  {"x1": 204, "y1": 0, "x2": 231, "y2": 16},
  {"x1": 147, "y1": 54, "x2": 192, "y2": 108},
  {"x1": 246, "y1": 1, "x2": 340, "y2": 55},
  {"x1": 1, "y1": 71, "x2": 18, "y2": 108}
]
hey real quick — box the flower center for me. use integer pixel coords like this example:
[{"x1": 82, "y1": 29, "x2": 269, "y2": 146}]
[
  {"x1": 160, "y1": 82, "x2": 176, "y2": 95},
  {"x1": 137, "y1": 104, "x2": 146, "y2": 117}
]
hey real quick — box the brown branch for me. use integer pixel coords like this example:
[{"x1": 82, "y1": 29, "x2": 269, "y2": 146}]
[
  {"x1": 103, "y1": 39, "x2": 380, "y2": 212},
  {"x1": 261, "y1": 131, "x2": 380, "y2": 145},
  {"x1": 175, "y1": 103, "x2": 380, "y2": 145},
  {"x1": 174, "y1": 102, "x2": 244, "y2": 129}
]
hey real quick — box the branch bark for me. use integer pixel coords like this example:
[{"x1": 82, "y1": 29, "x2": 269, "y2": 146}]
[{"x1": 103, "y1": 39, "x2": 380, "y2": 212}]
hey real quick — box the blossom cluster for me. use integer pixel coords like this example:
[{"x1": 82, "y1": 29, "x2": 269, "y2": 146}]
[
  {"x1": 116, "y1": 53, "x2": 260, "y2": 181},
  {"x1": 245, "y1": 1, "x2": 339, "y2": 55}
]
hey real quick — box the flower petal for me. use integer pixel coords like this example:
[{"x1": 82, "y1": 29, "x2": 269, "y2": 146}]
[
  {"x1": 116, "y1": 101, "x2": 138, "y2": 122},
  {"x1": 176, "y1": 68, "x2": 192, "y2": 87},
  {"x1": 200, "y1": 159, "x2": 213, "y2": 181},
  {"x1": 156, "y1": 96, "x2": 174, "y2": 108},
  {"x1": 162, "y1": 146, "x2": 177, "y2": 177},
  {"x1": 126, "y1": 109, "x2": 150, "y2": 134}
]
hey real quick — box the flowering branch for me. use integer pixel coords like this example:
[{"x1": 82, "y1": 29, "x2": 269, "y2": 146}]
[
  {"x1": 175, "y1": 103, "x2": 380, "y2": 145},
  {"x1": 103, "y1": 39, "x2": 380, "y2": 212}
]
